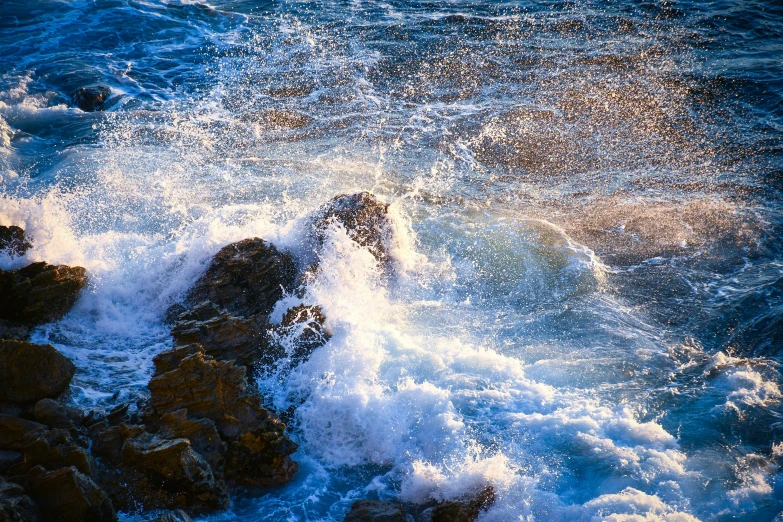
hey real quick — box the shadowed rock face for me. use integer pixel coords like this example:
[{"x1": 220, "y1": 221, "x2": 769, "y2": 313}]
[
  {"x1": 424, "y1": 486, "x2": 495, "y2": 522},
  {"x1": 0, "y1": 263, "x2": 87, "y2": 325},
  {"x1": 72, "y1": 86, "x2": 111, "y2": 112},
  {"x1": 183, "y1": 238, "x2": 297, "y2": 318},
  {"x1": 0, "y1": 341, "x2": 76, "y2": 403},
  {"x1": 0, "y1": 478, "x2": 41, "y2": 522},
  {"x1": 344, "y1": 500, "x2": 408, "y2": 522},
  {"x1": 313, "y1": 192, "x2": 391, "y2": 262},
  {"x1": 15, "y1": 466, "x2": 116, "y2": 522},
  {"x1": 0, "y1": 226, "x2": 32, "y2": 257}
]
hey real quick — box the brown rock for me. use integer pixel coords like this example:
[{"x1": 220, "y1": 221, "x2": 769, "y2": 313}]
[
  {"x1": 116, "y1": 432, "x2": 228, "y2": 514},
  {"x1": 147, "y1": 348, "x2": 298, "y2": 487},
  {"x1": 8, "y1": 427, "x2": 95, "y2": 478},
  {"x1": 182, "y1": 238, "x2": 296, "y2": 318},
  {"x1": 314, "y1": 192, "x2": 391, "y2": 262},
  {"x1": 152, "y1": 344, "x2": 207, "y2": 376},
  {"x1": 171, "y1": 308, "x2": 277, "y2": 369},
  {"x1": 17, "y1": 465, "x2": 116, "y2": 522},
  {"x1": 0, "y1": 262, "x2": 87, "y2": 325},
  {"x1": 33, "y1": 399, "x2": 84, "y2": 429},
  {"x1": 0, "y1": 341, "x2": 75, "y2": 403},
  {"x1": 159, "y1": 409, "x2": 225, "y2": 470},
  {"x1": 0, "y1": 319, "x2": 31, "y2": 341},
  {"x1": 0, "y1": 478, "x2": 41, "y2": 522},
  {"x1": 0, "y1": 226, "x2": 32, "y2": 257},
  {"x1": 344, "y1": 500, "x2": 407, "y2": 522}
]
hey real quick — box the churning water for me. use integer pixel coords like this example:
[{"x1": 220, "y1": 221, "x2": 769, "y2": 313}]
[{"x1": 1, "y1": 0, "x2": 782, "y2": 520}]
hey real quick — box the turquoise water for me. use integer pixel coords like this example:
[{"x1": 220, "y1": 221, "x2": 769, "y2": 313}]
[{"x1": 1, "y1": 1, "x2": 782, "y2": 520}]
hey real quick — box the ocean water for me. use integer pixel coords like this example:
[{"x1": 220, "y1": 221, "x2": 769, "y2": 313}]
[{"x1": 1, "y1": 0, "x2": 782, "y2": 520}]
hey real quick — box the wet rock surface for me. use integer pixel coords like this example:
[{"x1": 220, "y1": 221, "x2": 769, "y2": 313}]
[
  {"x1": 146, "y1": 346, "x2": 298, "y2": 487},
  {"x1": 423, "y1": 486, "x2": 495, "y2": 522},
  {"x1": 16, "y1": 466, "x2": 116, "y2": 522},
  {"x1": 0, "y1": 262, "x2": 87, "y2": 325},
  {"x1": 0, "y1": 341, "x2": 75, "y2": 404},
  {"x1": 344, "y1": 500, "x2": 408, "y2": 522},
  {"x1": 182, "y1": 238, "x2": 296, "y2": 318},
  {"x1": 72, "y1": 85, "x2": 111, "y2": 112},
  {"x1": 0, "y1": 226, "x2": 32, "y2": 258},
  {"x1": 313, "y1": 192, "x2": 391, "y2": 262},
  {"x1": 277, "y1": 304, "x2": 330, "y2": 361}
]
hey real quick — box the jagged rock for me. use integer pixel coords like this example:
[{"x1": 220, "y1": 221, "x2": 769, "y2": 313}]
[
  {"x1": 115, "y1": 432, "x2": 228, "y2": 514},
  {"x1": 7, "y1": 427, "x2": 95, "y2": 478},
  {"x1": 182, "y1": 238, "x2": 296, "y2": 318},
  {"x1": 277, "y1": 304, "x2": 330, "y2": 360},
  {"x1": 425, "y1": 486, "x2": 495, "y2": 522},
  {"x1": 16, "y1": 465, "x2": 116, "y2": 522},
  {"x1": 33, "y1": 399, "x2": 84, "y2": 429},
  {"x1": 344, "y1": 500, "x2": 407, "y2": 522},
  {"x1": 0, "y1": 262, "x2": 87, "y2": 325},
  {"x1": 72, "y1": 86, "x2": 111, "y2": 112},
  {"x1": 0, "y1": 478, "x2": 41, "y2": 522},
  {"x1": 151, "y1": 510, "x2": 193, "y2": 522},
  {"x1": 159, "y1": 410, "x2": 225, "y2": 470},
  {"x1": 0, "y1": 341, "x2": 75, "y2": 403},
  {"x1": 314, "y1": 192, "x2": 391, "y2": 262},
  {"x1": 0, "y1": 415, "x2": 46, "y2": 449},
  {"x1": 171, "y1": 307, "x2": 277, "y2": 368},
  {"x1": 0, "y1": 226, "x2": 32, "y2": 257},
  {"x1": 240, "y1": 109, "x2": 313, "y2": 129},
  {"x1": 151, "y1": 344, "x2": 206, "y2": 376},
  {"x1": 147, "y1": 348, "x2": 298, "y2": 487}
]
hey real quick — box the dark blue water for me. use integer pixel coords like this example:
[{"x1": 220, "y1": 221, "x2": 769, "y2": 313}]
[{"x1": 1, "y1": 1, "x2": 782, "y2": 520}]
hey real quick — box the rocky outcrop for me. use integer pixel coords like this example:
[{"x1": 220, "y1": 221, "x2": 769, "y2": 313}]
[
  {"x1": 182, "y1": 238, "x2": 297, "y2": 318},
  {"x1": 313, "y1": 192, "x2": 391, "y2": 262},
  {"x1": 0, "y1": 341, "x2": 75, "y2": 404},
  {"x1": 344, "y1": 500, "x2": 408, "y2": 522},
  {"x1": 171, "y1": 302, "x2": 278, "y2": 369},
  {"x1": 277, "y1": 305, "x2": 330, "y2": 361},
  {"x1": 0, "y1": 226, "x2": 32, "y2": 257},
  {"x1": 422, "y1": 486, "x2": 495, "y2": 522},
  {"x1": 0, "y1": 478, "x2": 41, "y2": 521},
  {"x1": 145, "y1": 346, "x2": 298, "y2": 487},
  {"x1": 72, "y1": 86, "x2": 111, "y2": 112},
  {"x1": 0, "y1": 262, "x2": 87, "y2": 326},
  {"x1": 15, "y1": 466, "x2": 116, "y2": 522}
]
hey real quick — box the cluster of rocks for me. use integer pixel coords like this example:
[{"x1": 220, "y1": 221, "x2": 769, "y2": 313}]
[{"x1": 0, "y1": 194, "x2": 493, "y2": 522}]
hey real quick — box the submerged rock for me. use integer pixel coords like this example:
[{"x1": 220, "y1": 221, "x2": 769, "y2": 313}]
[
  {"x1": 0, "y1": 478, "x2": 41, "y2": 522},
  {"x1": 0, "y1": 226, "x2": 32, "y2": 257},
  {"x1": 0, "y1": 262, "x2": 87, "y2": 325},
  {"x1": 276, "y1": 304, "x2": 330, "y2": 360},
  {"x1": 15, "y1": 465, "x2": 116, "y2": 522},
  {"x1": 313, "y1": 192, "x2": 391, "y2": 262},
  {"x1": 344, "y1": 500, "x2": 408, "y2": 522},
  {"x1": 0, "y1": 341, "x2": 76, "y2": 404},
  {"x1": 182, "y1": 238, "x2": 296, "y2": 318},
  {"x1": 147, "y1": 346, "x2": 298, "y2": 487},
  {"x1": 72, "y1": 86, "x2": 111, "y2": 112}
]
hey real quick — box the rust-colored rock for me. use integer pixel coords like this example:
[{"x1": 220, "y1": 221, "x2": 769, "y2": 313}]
[
  {"x1": 7, "y1": 427, "x2": 95, "y2": 478},
  {"x1": 147, "y1": 348, "x2": 298, "y2": 487},
  {"x1": 0, "y1": 262, "x2": 87, "y2": 325},
  {"x1": 159, "y1": 409, "x2": 225, "y2": 470},
  {"x1": 182, "y1": 238, "x2": 296, "y2": 318},
  {"x1": 33, "y1": 399, "x2": 84, "y2": 429},
  {"x1": 0, "y1": 341, "x2": 75, "y2": 404},
  {"x1": 344, "y1": 500, "x2": 407, "y2": 522},
  {"x1": 314, "y1": 192, "x2": 391, "y2": 262}
]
